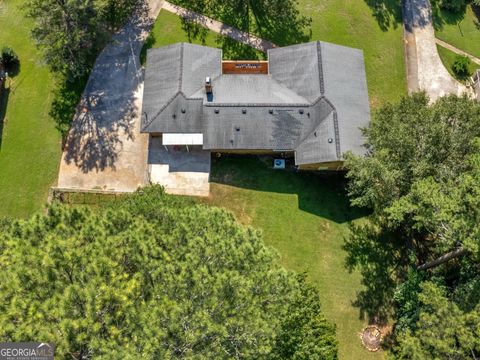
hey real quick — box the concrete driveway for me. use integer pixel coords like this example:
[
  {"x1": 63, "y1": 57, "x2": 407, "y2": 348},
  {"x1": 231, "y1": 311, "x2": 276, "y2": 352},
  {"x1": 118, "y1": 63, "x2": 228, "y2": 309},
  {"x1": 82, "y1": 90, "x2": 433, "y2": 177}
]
[
  {"x1": 57, "y1": 0, "x2": 163, "y2": 192},
  {"x1": 403, "y1": 0, "x2": 470, "y2": 101}
]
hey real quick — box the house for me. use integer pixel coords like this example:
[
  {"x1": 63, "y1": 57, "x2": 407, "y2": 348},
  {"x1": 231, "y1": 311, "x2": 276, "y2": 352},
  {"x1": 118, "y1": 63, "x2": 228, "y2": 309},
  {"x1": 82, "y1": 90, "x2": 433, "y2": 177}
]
[{"x1": 141, "y1": 41, "x2": 370, "y2": 171}]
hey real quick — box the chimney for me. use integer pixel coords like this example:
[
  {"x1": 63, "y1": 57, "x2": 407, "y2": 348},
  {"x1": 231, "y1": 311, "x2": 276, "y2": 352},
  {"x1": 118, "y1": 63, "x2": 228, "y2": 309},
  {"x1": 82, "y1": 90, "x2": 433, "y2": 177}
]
[{"x1": 205, "y1": 76, "x2": 212, "y2": 94}]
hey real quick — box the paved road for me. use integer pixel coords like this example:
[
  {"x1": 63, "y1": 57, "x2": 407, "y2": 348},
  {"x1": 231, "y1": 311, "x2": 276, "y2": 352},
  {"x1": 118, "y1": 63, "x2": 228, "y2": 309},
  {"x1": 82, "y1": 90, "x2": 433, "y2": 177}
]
[
  {"x1": 57, "y1": 0, "x2": 163, "y2": 192},
  {"x1": 435, "y1": 38, "x2": 480, "y2": 65},
  {"x1": 162, "y1": 1, "x2": 276, "y2": 52},
  {"x1": 403, "y1": 0, "x2": 470, "y2": 101}
]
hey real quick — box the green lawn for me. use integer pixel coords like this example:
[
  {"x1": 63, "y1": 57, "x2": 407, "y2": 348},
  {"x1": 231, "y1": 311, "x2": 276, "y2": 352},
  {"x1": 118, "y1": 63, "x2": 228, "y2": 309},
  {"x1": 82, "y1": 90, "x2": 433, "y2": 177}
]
[
  {"x1": 142, "y1": 10, "x2": 265, "y2": 63},
  {"x1": 205, "y1": 157, "x2": 382, "y2": 360},
  {"x1": 434, "y1": 4, "x2": 480, "y2": 58},
  {"x1": 0, "y1": 0, "x2": 61, "y2": 218},
  {"x1": 437, "y1": 44, "x2": 480, "y2": 81}
]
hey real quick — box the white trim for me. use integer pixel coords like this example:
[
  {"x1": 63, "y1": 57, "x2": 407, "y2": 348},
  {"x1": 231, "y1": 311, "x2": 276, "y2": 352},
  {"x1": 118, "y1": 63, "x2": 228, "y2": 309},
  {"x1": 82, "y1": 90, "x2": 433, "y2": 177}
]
[{"x1": 162, "y1": 133, "x2": 203, "y2": 145}]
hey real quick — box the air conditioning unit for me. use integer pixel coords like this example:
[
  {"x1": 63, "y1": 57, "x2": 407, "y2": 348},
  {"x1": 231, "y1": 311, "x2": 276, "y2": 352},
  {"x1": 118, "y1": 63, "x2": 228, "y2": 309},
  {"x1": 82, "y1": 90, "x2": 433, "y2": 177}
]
[{"x1": 274, "y1": 159, "x2": 286, "y2": 169}]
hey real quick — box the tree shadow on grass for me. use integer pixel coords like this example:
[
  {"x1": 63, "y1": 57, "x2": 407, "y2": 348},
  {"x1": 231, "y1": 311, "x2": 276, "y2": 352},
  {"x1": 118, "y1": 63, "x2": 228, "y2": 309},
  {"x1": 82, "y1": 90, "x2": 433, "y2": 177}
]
[
  {"x1": 431, "y1": 1, "x2": 468, "y2": 31},
  {"x1": 218, "y1": 37, "x2": 266, "y2": 60},
  {"x1": 173, "y1": 0, "x2": 311, "y2": 58},
  {"x1": 363, "y1": 0, "x2": 403, "y2": 31},
  {"x1": 472, "y1": 3, "x2": 480, "y2": 29},
  {"x1": 343, "y1": 220, "x2": 409, "y2": 325},
  {"x1": 210, "y1": 155, "x2": 367, "y2": 224},
  {"x1": 0, "y1": 86, "x2": 9, "y2": 150}
]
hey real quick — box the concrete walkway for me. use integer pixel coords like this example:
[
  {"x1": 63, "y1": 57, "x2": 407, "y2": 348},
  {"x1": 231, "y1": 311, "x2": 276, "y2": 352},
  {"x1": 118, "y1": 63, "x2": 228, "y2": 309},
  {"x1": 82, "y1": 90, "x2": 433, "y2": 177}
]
[
  {"x1": 162, "y1": 1, "x2": 276, "y2": 52},
  {"x1": 57, "y1": 0, "x2": 163, "y2": 192},
  {"x1": 403, "y1": 0, "x2": 470, "y2": 101},
  {"x1": 435, "y1": 38, "x2": 480, "y2": 65}
]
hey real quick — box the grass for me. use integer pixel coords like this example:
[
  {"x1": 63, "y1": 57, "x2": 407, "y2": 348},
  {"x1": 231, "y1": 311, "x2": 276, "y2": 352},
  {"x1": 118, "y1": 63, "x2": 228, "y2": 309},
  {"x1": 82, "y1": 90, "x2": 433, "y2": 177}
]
[
  {"x1": 141, "y1": 11, "x2": 265, "y2": 64},
  {"x1": 433, "y1": 4, "x2": 480, "y2": 58},
  {"x1": 204, "y1": 156, "x2": 382, "y2": 360},
  {"x1": 437, "y1": 44, "x2": 480, "y2": 81},
  {"x1": 0, "y1": 0, "x2": 62, "y2": 218}
]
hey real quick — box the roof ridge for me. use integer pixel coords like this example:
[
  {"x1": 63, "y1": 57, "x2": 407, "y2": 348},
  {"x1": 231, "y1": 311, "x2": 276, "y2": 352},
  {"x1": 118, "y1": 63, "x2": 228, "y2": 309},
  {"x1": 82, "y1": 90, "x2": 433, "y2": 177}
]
[
  {"x1": 178, "y1": 43, "x2": 184, "y2": 93},
  {"x1": 322, "y1": 96, "x2": 341, "y2": 158},
  {"x1": 204, "y1": 102, "x2": 310, "y2": 107},
  {"x1": 317, "y1": 41, "x2": 325, "y2": 95},
  {"x1": 142, "y1": 91, "x2": 185, "y2": 131},
  {"x1": 293, "y1": 96, "x2": 340, "y2": 159}
]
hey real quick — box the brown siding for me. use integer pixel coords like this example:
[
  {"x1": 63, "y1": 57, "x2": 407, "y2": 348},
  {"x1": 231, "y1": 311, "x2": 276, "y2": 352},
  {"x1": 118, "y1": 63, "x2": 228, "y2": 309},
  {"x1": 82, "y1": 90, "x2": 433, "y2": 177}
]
[
  {"x1": 297, "y1": 161, "x2": 345, "y2": 171},
  {"x1": 222, "y1": 61, "x2": 269, "y2": 74},
  {"x1": 212, "y1": 149, "x2": 294, "y2": 156}
]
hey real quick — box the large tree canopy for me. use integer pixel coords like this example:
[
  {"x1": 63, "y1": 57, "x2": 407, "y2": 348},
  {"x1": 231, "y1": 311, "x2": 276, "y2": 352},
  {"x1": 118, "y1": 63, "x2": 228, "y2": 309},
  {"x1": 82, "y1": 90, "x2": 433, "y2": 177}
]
[
  {"x1": 24, "y1": 0, "x2": 144, "y2": 80},
  {"x1": 0, "y1": 187, "x2": 337, "y2": 359},
  {"x1": 346, "y1": 93, "x2": 480, "y2": 259},
  {"x1": 344, "y1": 93, "x2": 480, "y2": 358}
]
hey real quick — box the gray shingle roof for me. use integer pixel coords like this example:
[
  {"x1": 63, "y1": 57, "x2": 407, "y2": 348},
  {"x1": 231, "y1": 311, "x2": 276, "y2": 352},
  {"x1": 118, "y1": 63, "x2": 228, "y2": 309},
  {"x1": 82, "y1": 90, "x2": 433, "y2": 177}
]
[{"x1": 141, "y1": 41, "x2": 370, "y2": 165}]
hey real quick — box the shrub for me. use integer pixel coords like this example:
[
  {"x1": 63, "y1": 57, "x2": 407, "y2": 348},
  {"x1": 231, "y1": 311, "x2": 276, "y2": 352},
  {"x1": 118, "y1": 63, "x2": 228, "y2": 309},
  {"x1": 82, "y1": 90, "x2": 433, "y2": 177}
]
[
  {"x1": 452, "y1": 55, "x2": 471, "y2": 77},
  {"x1": 0, "y1": 47, "x2": 19, "y2": 73},
  {"x1": 439, "y1": 0, "x2": 466, "y2": 12}
]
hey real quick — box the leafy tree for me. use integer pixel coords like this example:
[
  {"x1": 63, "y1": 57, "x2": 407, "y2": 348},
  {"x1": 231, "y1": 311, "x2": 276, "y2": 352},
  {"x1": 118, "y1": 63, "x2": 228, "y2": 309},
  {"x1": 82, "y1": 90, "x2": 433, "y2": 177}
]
[
  {"x1": 0, "y1": 187, "x2": 337, "y2": 359},
  {"x1": 438, "y1": 0, "x2": 466, "y2": 13},
  {"x1": 96, "y1": 0, "x2": 145, "y2": 31},
  {"x1": 346, "y1": 93, "x2": 480, "y2": 259},
  {"x1": 0, "y1": 47, "x2": 19, "y2": 74},
  {"x1": 395, "y1": 282, "x2": 480, "y2": 359},
  {"x1": 24, "y1": 0, "x2": 105, "y2": 81},
  {"x1": 344, "y1": 93, "x2": 480, "y2": 354}
]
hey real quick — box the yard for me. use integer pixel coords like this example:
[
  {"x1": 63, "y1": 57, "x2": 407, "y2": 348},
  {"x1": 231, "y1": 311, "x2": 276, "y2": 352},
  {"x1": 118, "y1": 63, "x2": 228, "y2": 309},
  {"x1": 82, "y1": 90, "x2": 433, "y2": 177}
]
[
  {"x1": 437, "y1": 44, "x2": 480, "y2": 81},
  {"x1": 205, "y1": 156, "x2": 381, "y2": 360},
  {"x1": 0, "y1": 0, "x2": 61, "y2": 218},
  {"x1": 434, "y1": 4, "x2": 480, "y2": 58}
]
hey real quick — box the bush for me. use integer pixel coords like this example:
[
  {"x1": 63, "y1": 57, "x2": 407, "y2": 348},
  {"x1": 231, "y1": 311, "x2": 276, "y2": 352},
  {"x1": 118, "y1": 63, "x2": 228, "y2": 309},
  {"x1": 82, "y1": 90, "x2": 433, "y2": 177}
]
[
  {"x1": 439, "y1": 0, "x2": 466, "y2": 12},
  {"x1": 0, "y1": 47, "x2": 19, "y2": 73},
  {"x1": 452, "y1": 55, "x2": 471, "y2": 77}
]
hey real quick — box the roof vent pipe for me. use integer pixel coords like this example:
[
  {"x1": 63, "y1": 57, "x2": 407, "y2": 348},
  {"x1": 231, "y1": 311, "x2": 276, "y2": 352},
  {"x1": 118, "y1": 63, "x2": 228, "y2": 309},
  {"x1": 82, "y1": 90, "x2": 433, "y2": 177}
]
[{"x1": 205, "y1": 76, "x2": 213, "y2": 94}]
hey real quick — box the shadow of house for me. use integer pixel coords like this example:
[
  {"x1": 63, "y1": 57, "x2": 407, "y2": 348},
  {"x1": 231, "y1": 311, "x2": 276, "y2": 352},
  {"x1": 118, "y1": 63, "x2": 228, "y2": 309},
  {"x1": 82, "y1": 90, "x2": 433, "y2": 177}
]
[
  {"x1": 210, "y1": 156, "x2": 367, "y2": 223},
  {"x1": 62, "y1": 5, "x2": 155, "y2": 173}
]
